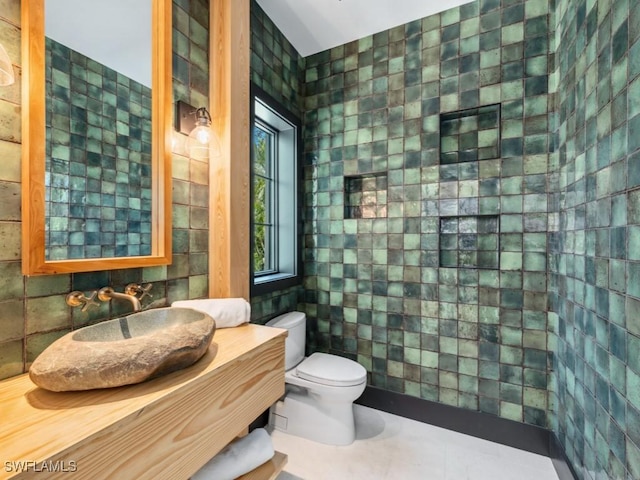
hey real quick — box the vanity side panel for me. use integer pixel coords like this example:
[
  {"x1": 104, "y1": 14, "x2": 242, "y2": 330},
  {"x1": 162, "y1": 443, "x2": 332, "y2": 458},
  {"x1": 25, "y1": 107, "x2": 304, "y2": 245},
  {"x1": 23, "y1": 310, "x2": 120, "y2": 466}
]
[{"x1": 13, "y1": 334, "x2": 285, "y2": 480}]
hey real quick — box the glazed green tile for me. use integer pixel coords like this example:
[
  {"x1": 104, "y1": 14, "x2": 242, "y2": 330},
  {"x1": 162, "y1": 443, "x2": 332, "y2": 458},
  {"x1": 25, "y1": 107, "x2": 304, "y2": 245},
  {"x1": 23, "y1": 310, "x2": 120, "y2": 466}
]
[
  {"x1": 500, "y1": 252, "x2": 522, "y2": 270},
  {"x1": 0, "y1": 180, "x2": 19, "y2": 221},
  {"x1": 627, "y1": 367, "x2": 640, "y2": 410},
  {"x1": 497, "y1": 401, "x2": 522, "y2": 422},
  {"x1": 459, "y1": 375, "x2": 479, "y2": 398},
  {"x1": 629, "y1": 38, "x2": 640, "y2": 78},
  {"x1": 0, "y1": 299, "x2": 23, "y2": 342},
  {"x1": 0, "y1": 339, "x2": 23, "y2": 380},
  {"x1": 629, "y1": 189, "x2": 640, "y2": 224},
  {"x1": 629, "y1": 410, "x2": 640, "y2": 468},
  {"x1": 188, "y1": 275, "x2": 208, "y2": 298},
  {"x1": 25, "y1": 295, "x2": 70, "y2": 335},
  {"x1": 628, "y1": 77, "x2": 640, "y2": 121},
  {"x1": 0, "y1": 261, "x2": 23, "y2": 302},
  {"x1": 0, "y1": 222, "x2": 20, "y2": 261},
  {"x1": 500, "y1": 325, "x2": 522, "y2": 346},
  {"x1": 165, "y1": 277, "x2": 190, "y2": 304},
  {"x1": 628, "y1": 226, "x2": 640, "y2": 261},
  {"x1": 26, "y1": 274, "x2": 72, "y2": 298},
  {"x1": 0, "y1": 140, "x2": 20, "y2": 182},
  {"x1": 418, "y1": 349, "x2": 439, "y2": 369},
  {"x1": 628, "y1": 263, "x2": 640, "y2": 299},
  {"x1": 26, "y1": 330, "x2": 69, "y2": 367},
  {"x1": 245, "y1": 0, "x2": 633, "y2": 464}
]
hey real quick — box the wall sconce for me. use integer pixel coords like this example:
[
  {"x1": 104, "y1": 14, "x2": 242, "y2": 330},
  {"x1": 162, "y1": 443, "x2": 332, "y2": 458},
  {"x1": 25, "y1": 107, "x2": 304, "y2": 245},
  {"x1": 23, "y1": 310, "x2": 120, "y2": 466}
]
[
  {"x1": 0, "y1": 43, "x2": 15, "y2": 86},
  {"x1": 175, "y1": 100, "x2": 219, "y2": 161}
]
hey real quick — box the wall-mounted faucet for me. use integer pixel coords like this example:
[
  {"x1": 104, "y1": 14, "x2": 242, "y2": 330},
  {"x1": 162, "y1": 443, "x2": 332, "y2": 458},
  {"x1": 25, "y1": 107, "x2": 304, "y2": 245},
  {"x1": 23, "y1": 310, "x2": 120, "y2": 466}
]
[
  {"x1": 98, "y1": 287, "x2": 142, "y2": 312},
  {"x1": 124, "y1": 283, "x2": 154, "y2": 301}
]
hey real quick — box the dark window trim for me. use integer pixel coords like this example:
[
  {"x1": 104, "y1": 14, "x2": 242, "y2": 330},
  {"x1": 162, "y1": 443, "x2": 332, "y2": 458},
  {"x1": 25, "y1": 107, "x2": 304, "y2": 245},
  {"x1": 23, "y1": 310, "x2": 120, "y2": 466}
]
[{"x1": 250, "y1": 83, "x2": 303, "y2": 297}]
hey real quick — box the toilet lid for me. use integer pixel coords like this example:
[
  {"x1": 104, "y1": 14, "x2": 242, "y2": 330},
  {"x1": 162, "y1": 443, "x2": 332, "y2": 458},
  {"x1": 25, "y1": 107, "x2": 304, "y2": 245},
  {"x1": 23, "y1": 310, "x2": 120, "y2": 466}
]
[{"x1": 296, "y1": 353, "x2": 367, "y2": 387}]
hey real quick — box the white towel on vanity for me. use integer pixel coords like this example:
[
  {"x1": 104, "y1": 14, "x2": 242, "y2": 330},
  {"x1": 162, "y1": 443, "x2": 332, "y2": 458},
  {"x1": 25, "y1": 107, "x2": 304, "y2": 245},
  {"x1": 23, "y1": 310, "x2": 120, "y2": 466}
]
[
  {"x1": 191, "y1": 428, "x2": 275, "y2": 480},
  {"x1": 171, "y1": 298, "x2": 251, "y2": 328}
]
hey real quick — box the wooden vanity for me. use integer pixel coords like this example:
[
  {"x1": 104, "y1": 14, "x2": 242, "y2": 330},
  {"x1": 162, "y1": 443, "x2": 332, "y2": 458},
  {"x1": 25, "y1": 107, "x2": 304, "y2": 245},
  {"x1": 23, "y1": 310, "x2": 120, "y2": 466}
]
[{"x1": 0, "y1": 324, "x2": 287, "y2": 480}]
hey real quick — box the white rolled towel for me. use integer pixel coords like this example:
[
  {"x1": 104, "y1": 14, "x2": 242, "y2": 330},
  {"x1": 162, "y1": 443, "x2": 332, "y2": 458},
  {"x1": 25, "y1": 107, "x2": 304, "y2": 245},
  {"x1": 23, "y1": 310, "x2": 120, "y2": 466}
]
[
  {"x1": 171, "y1": 298, "x2": 250, "y2": 328},
  {"x1": 191, "y1": 428, "x2": 275, "y2": 480}
]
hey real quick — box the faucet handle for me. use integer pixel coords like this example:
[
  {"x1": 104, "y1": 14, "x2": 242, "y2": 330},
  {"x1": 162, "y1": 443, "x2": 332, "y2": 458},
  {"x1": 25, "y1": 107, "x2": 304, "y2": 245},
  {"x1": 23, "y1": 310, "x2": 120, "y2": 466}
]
[
  {"x1": 125, "y1": 283, "x2": 153, "y2": 301},
  {"x1": 139, "y1": 283, "x2": 153, "y2": 300},
  {"x1": 66, "y1": 290, "x2": 100, "y2": 312}
]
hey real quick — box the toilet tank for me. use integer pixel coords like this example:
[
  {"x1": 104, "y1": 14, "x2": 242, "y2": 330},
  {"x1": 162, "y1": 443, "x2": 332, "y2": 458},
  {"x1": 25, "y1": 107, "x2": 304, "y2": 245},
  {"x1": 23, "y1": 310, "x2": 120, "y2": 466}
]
[{"x1": 266, "y1": 311, "x2": 306, "y2": 370}]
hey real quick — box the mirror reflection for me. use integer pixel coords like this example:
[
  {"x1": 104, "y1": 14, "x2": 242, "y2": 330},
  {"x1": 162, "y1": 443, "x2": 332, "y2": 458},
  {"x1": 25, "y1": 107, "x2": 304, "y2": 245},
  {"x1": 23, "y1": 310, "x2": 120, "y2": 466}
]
[{"x1": 44, "y1": 0, "x2": 153, "y2": 260}]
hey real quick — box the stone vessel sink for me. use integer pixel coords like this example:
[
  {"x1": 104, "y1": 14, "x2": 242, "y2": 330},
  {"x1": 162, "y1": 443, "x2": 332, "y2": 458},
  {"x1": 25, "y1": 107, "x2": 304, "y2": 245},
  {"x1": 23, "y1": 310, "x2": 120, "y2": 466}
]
[{"x1": 29, "y1": 307, "x2": 216, "y2": 392}]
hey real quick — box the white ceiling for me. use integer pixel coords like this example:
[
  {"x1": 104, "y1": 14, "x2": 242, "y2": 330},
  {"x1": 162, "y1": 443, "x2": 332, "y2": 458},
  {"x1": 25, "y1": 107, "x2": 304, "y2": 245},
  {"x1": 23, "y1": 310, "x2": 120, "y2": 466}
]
[
  {"x1": 256, "y1": 0, "x2": 473, "y2": 57},
  {"x1": 45, "y1": 1, "x2": 472, "y2": 84},
  {"x1": 45, "y1": 0, "x2": 151, "y2": 87}
]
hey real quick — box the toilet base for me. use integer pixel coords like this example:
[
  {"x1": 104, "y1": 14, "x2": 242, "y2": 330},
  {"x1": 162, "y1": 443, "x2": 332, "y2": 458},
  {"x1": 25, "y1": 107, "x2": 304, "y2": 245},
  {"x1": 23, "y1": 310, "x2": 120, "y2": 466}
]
[{"x1": 269, "y1": 389, "x2": 357, "y2": 446}]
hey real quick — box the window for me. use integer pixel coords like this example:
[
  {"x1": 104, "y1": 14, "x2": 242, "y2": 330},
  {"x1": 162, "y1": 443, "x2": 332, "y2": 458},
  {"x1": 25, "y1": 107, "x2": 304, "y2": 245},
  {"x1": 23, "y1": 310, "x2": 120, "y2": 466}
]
[
  {"x1": 250, "y1": 85, "x2": 301, "y2": 295},
  {"x1": 253, "y1": 123, "x2": 276, "y2": 273}
]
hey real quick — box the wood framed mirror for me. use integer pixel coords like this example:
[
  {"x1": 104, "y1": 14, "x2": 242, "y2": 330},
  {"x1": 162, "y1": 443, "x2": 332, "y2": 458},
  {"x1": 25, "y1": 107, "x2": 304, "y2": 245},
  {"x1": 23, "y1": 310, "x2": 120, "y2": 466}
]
[{"x1": 21, "y1": 0, "x2": 172, "y2": 275}]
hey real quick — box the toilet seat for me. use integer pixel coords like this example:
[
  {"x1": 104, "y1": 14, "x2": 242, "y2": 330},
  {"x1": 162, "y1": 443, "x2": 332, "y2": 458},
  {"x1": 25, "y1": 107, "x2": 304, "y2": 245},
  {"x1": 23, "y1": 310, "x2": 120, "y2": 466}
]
[{"x1": 296, "y1": 353, "x2": 367, "y2": 387}]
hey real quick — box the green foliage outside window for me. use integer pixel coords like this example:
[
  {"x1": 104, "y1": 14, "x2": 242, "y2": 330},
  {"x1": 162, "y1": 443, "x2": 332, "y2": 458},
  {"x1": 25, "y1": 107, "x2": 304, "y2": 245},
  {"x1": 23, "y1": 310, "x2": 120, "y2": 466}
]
[{"x1": 253, "y1": 127, "x2": 267, "y2": 272}]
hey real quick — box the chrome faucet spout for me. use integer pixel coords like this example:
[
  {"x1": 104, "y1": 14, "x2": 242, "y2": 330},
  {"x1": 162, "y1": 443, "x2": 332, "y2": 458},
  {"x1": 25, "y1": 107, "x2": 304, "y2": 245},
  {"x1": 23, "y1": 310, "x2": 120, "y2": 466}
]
[{"x1": 98, "y1": 287, "x2": 142, "y2": 312}]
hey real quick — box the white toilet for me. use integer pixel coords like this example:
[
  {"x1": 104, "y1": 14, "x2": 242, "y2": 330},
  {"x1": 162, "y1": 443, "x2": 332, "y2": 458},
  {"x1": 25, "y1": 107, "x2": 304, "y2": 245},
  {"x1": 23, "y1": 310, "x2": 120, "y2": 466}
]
[{"x1": 266, "y1": 311, "x2": 367, "y2": 446}]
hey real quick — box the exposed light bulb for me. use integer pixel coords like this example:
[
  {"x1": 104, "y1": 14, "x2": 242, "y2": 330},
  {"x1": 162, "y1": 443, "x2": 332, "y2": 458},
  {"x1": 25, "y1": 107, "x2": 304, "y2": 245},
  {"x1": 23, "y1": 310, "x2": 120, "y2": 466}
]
[
  {"x1": 193, "y1": 126, "x2": 211, "y2": 145},
  {"x1": 176, "y1": 103, "x2": 221, "y2": 160},
  {"x1": 186, "y1": 107, "x2": 220, "y2": 160}
]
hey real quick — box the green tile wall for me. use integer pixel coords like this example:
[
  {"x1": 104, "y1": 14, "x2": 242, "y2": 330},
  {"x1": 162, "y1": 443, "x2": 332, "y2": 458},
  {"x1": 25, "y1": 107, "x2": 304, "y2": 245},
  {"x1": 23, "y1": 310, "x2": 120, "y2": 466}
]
[
  {"x1": 302, "y1": 0, "x2": 552, "y2": 427},
  {"x1": 440, "y1": 104, "x2": 501, "y2": 164},
  {"x1": 549, "y1": 0, "x2": 640, "y2": 478},
  {"x1": 250, "y1": 285, "x2": 304, "y2": 325},
  {"x1": 0, "y1": 0, "x2": 210, "y2": 380},
  {"x1": 344, "y1": 173, "x2": 389, "y2": 219},
  {"x1": 45, "y1": 38, "x2": 153, "y2": 260},
  {"x1": 439, "y1": 215, "x2": 500, "y2": 269},
  {"x1": 269, "y1": 1, "x2": 636, "y2": 476},
  {"x1": 250, "y1": 1, "x2": 306, "y2": 119},
  {"x1": 249, "y1": 0, "x2": 306, "y2": 322}
]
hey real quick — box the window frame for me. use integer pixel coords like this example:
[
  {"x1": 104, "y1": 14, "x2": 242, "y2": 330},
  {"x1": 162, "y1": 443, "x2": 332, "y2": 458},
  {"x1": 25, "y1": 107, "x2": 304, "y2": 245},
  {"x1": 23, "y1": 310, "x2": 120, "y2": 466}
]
[
  {"x1": 250, "y1": 83, "x2": 302, "y2": 296},
  {"x1": 252, "y1": 120, "x2": 278, "y2": 276}
]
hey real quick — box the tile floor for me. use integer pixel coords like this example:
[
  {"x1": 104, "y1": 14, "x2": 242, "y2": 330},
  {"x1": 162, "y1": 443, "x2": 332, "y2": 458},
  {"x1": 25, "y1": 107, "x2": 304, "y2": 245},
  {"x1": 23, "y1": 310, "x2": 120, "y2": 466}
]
[{"x1": 272, "y1": 405, "x2": 560, "y2": 480}]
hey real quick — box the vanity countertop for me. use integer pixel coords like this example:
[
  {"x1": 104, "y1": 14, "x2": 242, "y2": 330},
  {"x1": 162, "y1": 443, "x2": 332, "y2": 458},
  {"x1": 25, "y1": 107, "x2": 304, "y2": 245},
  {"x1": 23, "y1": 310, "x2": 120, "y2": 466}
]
[{"x1": 0, "y1": 323, "x2": 287, "y2": 480}]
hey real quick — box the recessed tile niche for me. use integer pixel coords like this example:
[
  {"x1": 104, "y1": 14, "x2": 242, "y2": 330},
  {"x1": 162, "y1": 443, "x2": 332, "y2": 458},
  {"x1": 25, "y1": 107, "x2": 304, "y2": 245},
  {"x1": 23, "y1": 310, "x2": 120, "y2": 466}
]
[
  {"x1": 440, "y1": 104, "x2": 501, "y2": 164},
  {"x1": 439, "y1": 215, "x2": 500, "y2": 269},
  {"x1": 344, "y1": 173, "x2": 388, "y2": 219}
]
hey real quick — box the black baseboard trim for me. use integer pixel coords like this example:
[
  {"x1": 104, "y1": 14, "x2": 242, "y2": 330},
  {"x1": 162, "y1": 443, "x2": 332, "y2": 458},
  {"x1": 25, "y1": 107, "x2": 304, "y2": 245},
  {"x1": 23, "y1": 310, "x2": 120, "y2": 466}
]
[{"x1": 356, "y1": 386, "x2": 577, "y2": 480}]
